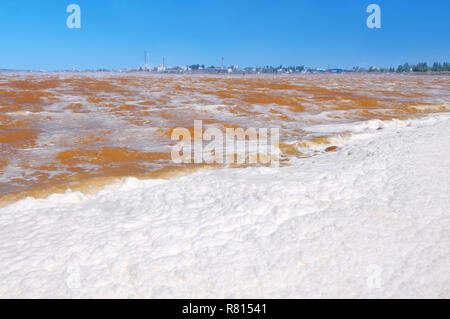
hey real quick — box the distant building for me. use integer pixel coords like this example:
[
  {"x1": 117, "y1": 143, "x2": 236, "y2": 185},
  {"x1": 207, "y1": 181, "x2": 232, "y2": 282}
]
[
  {"x1": 165, "y1": 66, "x2": 184, "y2": 73},
  {"x1": 326, "y1": 68, "x2": 344, "y2": 73}
]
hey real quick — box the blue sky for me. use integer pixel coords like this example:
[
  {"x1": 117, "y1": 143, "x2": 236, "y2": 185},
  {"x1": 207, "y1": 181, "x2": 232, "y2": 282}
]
[{"x1": 0, "y1": 0, "x2": 449, "y2": 70}]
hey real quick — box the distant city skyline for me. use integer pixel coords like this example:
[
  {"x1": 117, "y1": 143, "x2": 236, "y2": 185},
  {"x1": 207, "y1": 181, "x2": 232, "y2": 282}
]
[{"x1": 0, "y1": 0, "x2": 449, "y2": 70}]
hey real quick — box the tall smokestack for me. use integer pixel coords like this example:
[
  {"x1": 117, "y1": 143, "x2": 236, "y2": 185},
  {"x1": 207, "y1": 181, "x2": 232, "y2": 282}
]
[{"x1": 143, "y1": 51, "x2": 151, "y2": 71}]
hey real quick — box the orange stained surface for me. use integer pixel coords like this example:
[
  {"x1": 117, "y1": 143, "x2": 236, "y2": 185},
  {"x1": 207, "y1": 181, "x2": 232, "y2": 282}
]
[{"x1": 0, "y1": 72, "x2": 449, "y2": 205}]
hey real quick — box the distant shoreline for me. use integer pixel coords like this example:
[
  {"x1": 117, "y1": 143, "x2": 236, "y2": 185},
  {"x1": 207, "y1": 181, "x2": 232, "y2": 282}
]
[{"x1": 1, "y1": 69, "x2": 449, "y2": 76}]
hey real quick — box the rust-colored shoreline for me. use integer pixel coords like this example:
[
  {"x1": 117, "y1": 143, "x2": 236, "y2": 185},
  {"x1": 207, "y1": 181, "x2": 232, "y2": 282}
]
[{"x1": 0, "y1": 164, "x2": 221, "y2": 208}]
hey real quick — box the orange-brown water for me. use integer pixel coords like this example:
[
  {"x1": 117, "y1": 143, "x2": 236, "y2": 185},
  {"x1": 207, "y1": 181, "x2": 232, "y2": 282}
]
[{"x1": 1, "y1": 72, "x2": 449, "y2": 206}]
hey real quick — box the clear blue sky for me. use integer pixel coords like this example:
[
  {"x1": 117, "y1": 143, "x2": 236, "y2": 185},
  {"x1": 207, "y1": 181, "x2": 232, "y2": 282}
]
[{"x1": 0, "y1": 0, "x2": 449, "y2": 70}]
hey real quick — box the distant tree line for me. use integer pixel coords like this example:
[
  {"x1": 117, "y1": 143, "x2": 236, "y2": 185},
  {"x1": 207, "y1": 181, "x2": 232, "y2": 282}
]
[
  {"x1": 366, "y1": 62, "x2": 450, "y2": 73},
  {"x1": 398, "y1": 62, "x2": 450, "y2": 72},
  {"x1": 260, "y1": 63, "x2": 450, "y2": 73}
]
